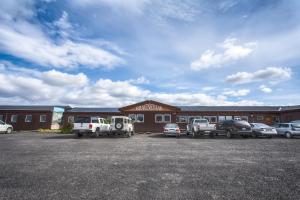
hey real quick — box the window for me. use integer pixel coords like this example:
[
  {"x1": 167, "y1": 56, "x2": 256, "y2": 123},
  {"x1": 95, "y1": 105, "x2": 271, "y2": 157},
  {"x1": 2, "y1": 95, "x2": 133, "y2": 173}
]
[
  {"x1": 225, "y1": 116, "x2": 233, "y2": 120},
  {"x1": 176, "y1": 116, "x2": 187, "y2": 123},
  {"x1": 75, "y1": 117, "x2": 90, "y2": 123},
  {"x1": 40, "y1": 115, "x2": 47, "y2": 123},
  {"x1": 68, "y1": 116, "x2": 74, "y2": 123},
  {"x1": 210, "y1": 116, "x2": 217, "y2": 123},
  {"x1": 128, "y1": 114, "x2": 136, "y2": 121},
  {"x1": 128, "y1": 114, "x2": 144, "y2": 123},
  {"x1": 0, "y1": 115, "x2": 3, "y2": 121},
  {"x1": 218, "y1": 116, "x2": 226, "y2": 122},
  {"x1": 136, "y1": 114, "x2": 144, "y2": 123},
  {"x1": 155, "y1": 114, "x2": 163, "y2": 123},
  {"x1": 11, "y1": 115, "x2": 17, "y2": 123},
  {"x1": 155, "y1": 114, "x2": 171, "y2": 123},
  {"x1": 188, "y1": 116, "x2": 201, "y2": 123},
  {"x1": 91, "y1": 118, "x2": 99, "y2": 123},
  {"x1": 0, "y1": 120, "x2": 4, "y2": 125},
  {"x1": 25, "y1": 115, "x2": 32, "y2": 123},
  {"x1": 257, "y1": 116, "x2": 264, "y2": 121},
  {"x1": 164, "y1": 114, "x2": 171, "y2": 123},
  {"x1": 241, "y1": 116, "x2": 248, "y2": 121}
]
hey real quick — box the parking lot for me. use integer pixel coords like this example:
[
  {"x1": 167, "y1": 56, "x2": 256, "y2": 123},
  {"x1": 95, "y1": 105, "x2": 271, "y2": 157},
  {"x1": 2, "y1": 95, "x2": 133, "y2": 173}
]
[{"x1": 0, "y1": 132, "x2": 299, "y2": 200}]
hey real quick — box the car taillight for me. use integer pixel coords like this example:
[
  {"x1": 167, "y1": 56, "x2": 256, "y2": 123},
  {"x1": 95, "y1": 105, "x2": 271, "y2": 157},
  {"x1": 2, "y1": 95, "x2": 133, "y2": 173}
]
[
  {"x1": 89, "y1": 124, "x2": 93, "y2": 129},
  {"x1": 164, "y1": 128, "x2": 167, "y2": 132}
]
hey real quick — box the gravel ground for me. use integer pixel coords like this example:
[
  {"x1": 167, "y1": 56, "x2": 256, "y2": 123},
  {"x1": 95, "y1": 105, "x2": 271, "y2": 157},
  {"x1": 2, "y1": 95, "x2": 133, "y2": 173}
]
[{"x1": 0, "y1": 132, "x2": 299, "y2": 200}]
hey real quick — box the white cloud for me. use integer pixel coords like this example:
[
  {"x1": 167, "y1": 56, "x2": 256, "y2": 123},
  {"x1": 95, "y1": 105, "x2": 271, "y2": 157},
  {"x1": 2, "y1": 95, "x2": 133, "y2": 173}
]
[
  {"x1": 72, "y1": 0, "x2": 149, "y2": 14},
  {"x1": 202, "y1": 86, "x2": 216, "y2": 91},
  {"x1": 128, "y1": 76, "x2": 150, "y2": 85},
  {"x1": 0, "y1": 22, "x2": 124, "y2": 68},
  {"x1": 222, "y1": 89, "x2": 250, "y2": 97},
  {"x1": 259, "y1": 85, "x2": 272, "y2": 93},
  {"x1": 226, "y1": 67, "x2": 292, "y2": 84},
  {"x1": 53, "y1": 11, "x2": 73, "y2": 38},
  {"x1": 0, "y1": 1, "x2": 125, "y2": 69},
  {"x1": 191, "y1": 38, "x2": 256, "y2": 70},
  {"x1": 72, "y1": 0, "x2": 197, "y2": 22},
  {"x1": 0, "y1": 63, "x2": 263, "y2": 107}
]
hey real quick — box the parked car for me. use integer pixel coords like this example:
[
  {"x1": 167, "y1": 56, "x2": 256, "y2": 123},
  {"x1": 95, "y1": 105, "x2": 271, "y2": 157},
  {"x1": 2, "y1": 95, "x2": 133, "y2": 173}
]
[
  {"x1": 73, "y1": 116, "x2": 110, "y2": 137},
  {"x1": 274, "y1": 123, "x2": 300, "y2": 138},
  {"x1": 186, "y1": 118, "x2": 216, "y2": 137},
  {"x1": 0, "y1": 120, "x2": 13, "y2": 134},
  {"x1": 214, "y1": 120, "x2": 252, "y2": 138},
  {"x1": 250, "y1": 123, "x2": 277, "y2": 138},
  {"x1": 163, "y1": 123, "x2": 181, "y2": 137},
  {"x1": 110, "y1": 116, "x2": 134, "y2": 137}
]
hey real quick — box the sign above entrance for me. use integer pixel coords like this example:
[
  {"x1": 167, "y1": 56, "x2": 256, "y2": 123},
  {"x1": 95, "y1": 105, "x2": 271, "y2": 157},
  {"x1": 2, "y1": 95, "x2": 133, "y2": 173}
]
[
  {"x1": 120, "y1": 100, "x2": 181, "y2": 112},
  {"x1": 135, "y1": 103, "x2": 162, "y2": 111}
]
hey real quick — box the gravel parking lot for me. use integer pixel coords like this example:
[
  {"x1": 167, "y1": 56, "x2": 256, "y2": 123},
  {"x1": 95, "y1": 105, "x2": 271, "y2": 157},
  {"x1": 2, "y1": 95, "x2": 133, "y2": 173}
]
[{"x1": 0, "y1": 132, "x2": 299, "y2": 200}]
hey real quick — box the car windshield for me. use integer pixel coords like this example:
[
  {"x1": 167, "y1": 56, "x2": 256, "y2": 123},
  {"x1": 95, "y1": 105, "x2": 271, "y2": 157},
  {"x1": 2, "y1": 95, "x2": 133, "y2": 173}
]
[
  {"x1": 252, "y1": 123, "x2": 270, "y2": 128},
  {"x1": 74, "y1": 117, "x2": 90, "y2": 123},
  {"x1": 165, "y1": 124, "x2": 178, "y2": 128},
  {"x1": 194, "y1": 119, "x2": 207, "y2": 123}
]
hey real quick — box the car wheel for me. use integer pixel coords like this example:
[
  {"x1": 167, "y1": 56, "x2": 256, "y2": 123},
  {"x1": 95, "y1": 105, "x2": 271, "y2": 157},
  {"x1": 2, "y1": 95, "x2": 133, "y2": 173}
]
[
  {"x1": 226, "y1": 130, "x2": 232, "y2": 139},
  {"x1": 6, "y1": 128, "x2": 12, "y2": 134},
  {"x1": 209, "y1": 132, "x2": 215, "y2": 138},
  {"x1": 76, "y1": 132, "x2": 83, "y2": 138},
  {"x1": 126, "y1": 131, "x2": 131, "y2": 138},
  {"x1": 286, "y1": 132, "x2": 292, "y2": 139}
]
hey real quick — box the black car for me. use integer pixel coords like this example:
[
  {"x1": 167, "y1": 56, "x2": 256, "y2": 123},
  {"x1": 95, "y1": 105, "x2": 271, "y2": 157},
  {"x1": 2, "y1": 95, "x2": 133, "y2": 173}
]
[{"x1": 214, "y1": 120, "x2": 252, "y2": 138}]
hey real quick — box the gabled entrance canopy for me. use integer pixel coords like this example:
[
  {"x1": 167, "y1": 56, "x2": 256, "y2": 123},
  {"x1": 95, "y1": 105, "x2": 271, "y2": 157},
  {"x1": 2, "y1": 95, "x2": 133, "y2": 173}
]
[{"x1": 119, "y1": 100, "x2": 181, "y2": 112}]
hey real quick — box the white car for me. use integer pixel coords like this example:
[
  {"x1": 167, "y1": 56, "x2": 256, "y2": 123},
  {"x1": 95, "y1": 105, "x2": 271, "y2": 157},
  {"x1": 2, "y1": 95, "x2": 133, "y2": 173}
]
[
  {"x1": 250, "y1": 123, "x2": 277, "y2": 138},
  {"x1": 110, "y1": 116, "x2": 134, "y2": 137},
  {"x1": 163, "y1": 123, "x2": 181, "y2": 137},
  {"x1": 0, "y1": 120, "x2": 13, "y2": 134},
  {"x1": 274, "y1": 123, "x2": 300, "y2": 138},
  {"x1": 73, "y1": 116, "x2": 110, "y2": 137}
]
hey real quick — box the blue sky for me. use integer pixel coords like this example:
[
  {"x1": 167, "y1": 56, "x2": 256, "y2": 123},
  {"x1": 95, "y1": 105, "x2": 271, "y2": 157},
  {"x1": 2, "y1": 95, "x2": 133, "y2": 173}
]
[{"x1": 0, "y1": 0, "x2": 299, "y2": 107}]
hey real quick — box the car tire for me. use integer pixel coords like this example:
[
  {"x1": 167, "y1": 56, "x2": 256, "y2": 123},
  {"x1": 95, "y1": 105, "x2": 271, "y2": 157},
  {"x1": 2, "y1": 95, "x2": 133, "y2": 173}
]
[
  {"x1": 226, "y1": 130, "x2": 232, "y2": 139},
  {"x1": 126, "y1": 131, "x2": 131, "y2": 138},
  {"x1": 285, "y1": 132, "x2": 292, "y2": 139},
  {"x1": 76, "y1": 132, "x2": 83, "y2": 138},
  {"x1": 6, "y1": 128, "x2": 12, "y2": 134},
  {"x1": 209, "y1": 132, "x2": 215, "y2": 138}
]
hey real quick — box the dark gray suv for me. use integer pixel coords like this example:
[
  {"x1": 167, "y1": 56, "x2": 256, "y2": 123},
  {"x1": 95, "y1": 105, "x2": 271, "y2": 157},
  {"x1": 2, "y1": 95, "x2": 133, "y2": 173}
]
[{"x1": 215, "y1": 120, "x2": 252, "y2": 138}]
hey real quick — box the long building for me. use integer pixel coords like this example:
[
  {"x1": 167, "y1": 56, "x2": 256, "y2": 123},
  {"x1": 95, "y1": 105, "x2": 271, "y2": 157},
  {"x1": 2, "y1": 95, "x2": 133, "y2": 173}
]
[
  {"x1": 63, "y1": 100, "x2": 300, "y2": 133},
  {"x1": 1, "y1": 100, "x2": 300, "y2": 132}
]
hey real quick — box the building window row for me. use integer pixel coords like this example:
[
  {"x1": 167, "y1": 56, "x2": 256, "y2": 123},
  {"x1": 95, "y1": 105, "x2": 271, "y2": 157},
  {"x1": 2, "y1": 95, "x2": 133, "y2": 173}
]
[
  {"x1": 155, "y1": 114, "x2": 171, "y2": 123},
  {"x1": 176, "y1": 115, "x2": 250, "y2": 123},
  {"x1": 128, "y1": 114, "x2": 144, "y2": 123},
  {"x1": 0, "y1": 114, "x2": 47, "y2": 123}
]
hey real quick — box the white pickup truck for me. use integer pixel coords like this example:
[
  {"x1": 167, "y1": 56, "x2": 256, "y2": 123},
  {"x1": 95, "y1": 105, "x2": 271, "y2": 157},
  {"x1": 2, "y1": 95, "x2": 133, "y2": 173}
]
[
  {"x1": 186, "y1": 118, "x2": 216, "y2": 137},
  {"x1": 73, "y1": 116, "x2": 110, "y2": 138}
]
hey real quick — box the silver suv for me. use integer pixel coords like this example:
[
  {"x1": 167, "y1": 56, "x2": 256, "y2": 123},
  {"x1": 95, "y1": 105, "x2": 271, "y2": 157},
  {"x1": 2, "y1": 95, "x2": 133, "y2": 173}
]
[{"x1": 274, "y1": 123, "x2": 300, "y2": 138}]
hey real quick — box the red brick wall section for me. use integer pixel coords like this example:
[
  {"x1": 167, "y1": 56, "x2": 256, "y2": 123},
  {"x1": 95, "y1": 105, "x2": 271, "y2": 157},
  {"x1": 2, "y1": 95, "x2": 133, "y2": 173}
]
[
  {"x1": 0, "y1": 111, "x2": 52, "y2": 131},
  {"x1": 280, "y1": 110, "x2": 300, "y2": 122}
]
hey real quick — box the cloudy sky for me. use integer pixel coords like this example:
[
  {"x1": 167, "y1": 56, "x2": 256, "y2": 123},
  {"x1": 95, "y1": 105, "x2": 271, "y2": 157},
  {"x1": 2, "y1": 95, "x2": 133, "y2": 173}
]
[{"x1": 0, "y1": 0, "x2": 299, "y2": 107}]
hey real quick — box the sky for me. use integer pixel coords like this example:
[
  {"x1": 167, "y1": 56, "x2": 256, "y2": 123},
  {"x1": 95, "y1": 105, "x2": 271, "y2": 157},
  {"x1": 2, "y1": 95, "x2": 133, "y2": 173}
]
[{"x1": 0, "y1": 0, "x2": 299, "y2": 107}]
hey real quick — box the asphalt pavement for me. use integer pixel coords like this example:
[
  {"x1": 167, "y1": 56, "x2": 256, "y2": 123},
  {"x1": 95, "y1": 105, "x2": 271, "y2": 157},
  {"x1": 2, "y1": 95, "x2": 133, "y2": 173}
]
[{"x1": 0, "y1": 132, "x2": 299, "y2": 200}]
